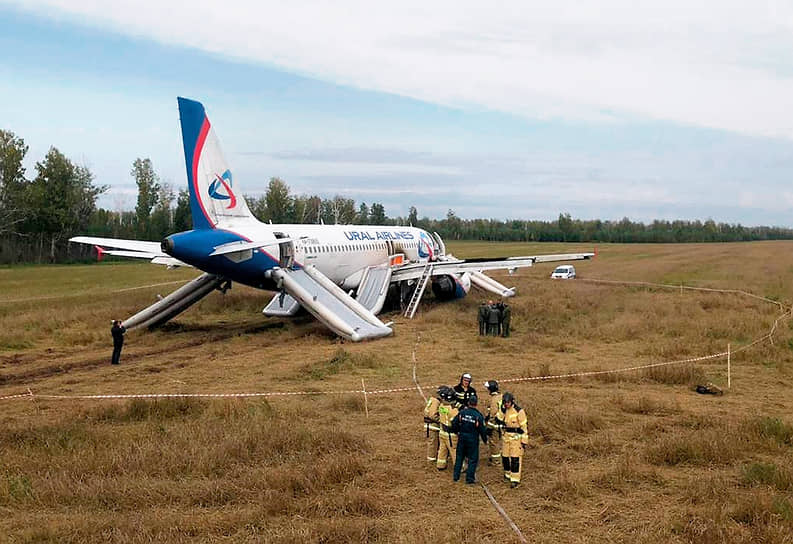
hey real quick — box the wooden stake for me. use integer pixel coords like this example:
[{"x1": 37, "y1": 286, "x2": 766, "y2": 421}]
[
  {"x1": 727, "y1": 343, "x2": 731, "y2": 389},
  {"x1": 362, "y1": 378, "x2": 369, "y2": 418}
]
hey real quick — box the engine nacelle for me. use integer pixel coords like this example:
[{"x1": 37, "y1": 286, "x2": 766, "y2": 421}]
[{"x1": 431, "y1": 273, "x2": 471, "y2": 301}]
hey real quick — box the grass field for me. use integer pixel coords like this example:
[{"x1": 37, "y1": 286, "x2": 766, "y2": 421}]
[{"x1": 2, "y1": 241, "x2": 793, "y2": 543}]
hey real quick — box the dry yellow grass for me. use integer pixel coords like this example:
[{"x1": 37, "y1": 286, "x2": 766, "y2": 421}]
[{"x1": 1, "y1": 241, "x2": 793, "y2": 542}]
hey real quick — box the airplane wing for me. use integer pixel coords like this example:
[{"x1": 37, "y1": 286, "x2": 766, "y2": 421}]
[
  {"x1": 390, "y1": 252, "x2": 595, "y2": 282},
  {"x1": 69, "y1": 236, "x2": 192, "y2": 267}
]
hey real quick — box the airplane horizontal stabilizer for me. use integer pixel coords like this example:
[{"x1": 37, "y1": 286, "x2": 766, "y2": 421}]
[{"x1": 69, "y1": 236, "x2": 165, "y2": 257}]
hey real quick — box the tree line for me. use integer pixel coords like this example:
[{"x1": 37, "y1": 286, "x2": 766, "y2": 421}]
[{"x1": 2, "y1": 128, "x2": 792, "y2": 264}]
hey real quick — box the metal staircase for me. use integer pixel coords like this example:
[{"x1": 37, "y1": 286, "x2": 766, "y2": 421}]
[{"x1": 404, "y1": 263, "x2": 433, "y2": 319}]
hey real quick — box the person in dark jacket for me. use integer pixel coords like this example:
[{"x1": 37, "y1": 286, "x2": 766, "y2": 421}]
[
  {"x1": 501, "y1": 303, "x2": 511, "y2": 337},
  {"x1": 478, "y1": 301, "x2": 488, "y2": 335},
  {"x1": 451, "y1": 395, "x2": 488, "y2": 484},
  {"x1": 111, "y1": 320, "x2": 126, "y2": 365},
  {"x1": 453, "y1": 372, "x2": 477, "y2": 408},
  {"x1": 487, "y1": 302, "x2": 501, "y2": 336}
]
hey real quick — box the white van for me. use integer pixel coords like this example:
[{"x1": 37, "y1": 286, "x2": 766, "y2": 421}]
[{"x1": 551, "y1": 265, "x2": 576, "y2": 279}]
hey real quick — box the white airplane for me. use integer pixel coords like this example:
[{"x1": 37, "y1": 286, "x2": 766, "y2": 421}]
[{"x1": 70, "y1": 98, "x2": 594, "y2": 341}]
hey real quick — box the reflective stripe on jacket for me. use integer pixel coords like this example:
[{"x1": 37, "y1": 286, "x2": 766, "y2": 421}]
[
  {"x1": 424, "y1": 396, "x2": 441, "y2": 431},
  {"x1": 485, "y1": 391, "x2": 503, "y2": 429},
  {"x1": 438, "y1": 402, "x2": 459, "y2": 436},
  {"x1": 496, "y1": 405, "x2": 529, "y2": 445}
]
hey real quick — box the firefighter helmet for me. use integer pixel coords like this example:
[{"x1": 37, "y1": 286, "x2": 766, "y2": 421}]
[{"x1": 484, "y1": 380, "x2": 499, "y2": 393}]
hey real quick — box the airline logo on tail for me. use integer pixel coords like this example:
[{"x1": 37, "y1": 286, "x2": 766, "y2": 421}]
[
  {"x1": 418, "y1": 231, "x2": 434, "y2": 259},
  {"x1": 208, "y1": 169, "x2": 237, "y2": 209}
]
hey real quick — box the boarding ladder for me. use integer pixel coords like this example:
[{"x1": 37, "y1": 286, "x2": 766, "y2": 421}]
[{"x1": 404, "y1": 263, "x2": 433, "y2": 319}]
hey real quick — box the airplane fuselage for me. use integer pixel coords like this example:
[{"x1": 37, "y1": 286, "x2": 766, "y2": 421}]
[{"x1": 163, "y1": 220, "x2": 440, "y2": 292}]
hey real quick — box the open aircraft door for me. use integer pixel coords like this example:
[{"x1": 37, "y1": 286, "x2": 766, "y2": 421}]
[{"x1": 274, "y1": 232, "x2": 294, "y2": 269}]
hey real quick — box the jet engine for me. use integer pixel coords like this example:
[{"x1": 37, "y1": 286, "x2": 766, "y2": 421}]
[{"x1": 431, "y1": 273, "x2": 471, "y2": 300}]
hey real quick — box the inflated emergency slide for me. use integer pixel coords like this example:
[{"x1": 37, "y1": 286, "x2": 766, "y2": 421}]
[
  {"x1": 268, "y1": 266, "x2": 392, "y2": 341},
  {"x1": 469, "y1": 270, "x2": 515, "y2": 298},
  {"x1": 355, "y1": 264, "x2": 392, "y2": 315},
  {"x1": 262, "y1": 291, "x2": 301, "y2": 317},
  {"x1": 122, "y1": 273, "x2": 225, "y2": 329}
]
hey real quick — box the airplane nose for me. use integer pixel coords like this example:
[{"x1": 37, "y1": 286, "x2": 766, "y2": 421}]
[{"x1": 161, "y1": 236, "x2": 175, "y2": 255}]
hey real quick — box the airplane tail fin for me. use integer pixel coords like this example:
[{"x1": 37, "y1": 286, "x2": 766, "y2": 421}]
[{"x1": 177, "y1": 97, "x2": 254, "y2": 230}]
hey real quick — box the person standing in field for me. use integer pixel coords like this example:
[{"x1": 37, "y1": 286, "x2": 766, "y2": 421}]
[
  {"x1": 111, "y1": 320, "x2": 126, "y2": 365},
  {"x1": 496, "y1": 392, "x2": 529, "y2": 488},
  {"x1": 483, "y1": 380, "x2": 503, "y2": 465},
  {"x1": 478, "y1": 301, "x2": 488, "y2": 335},
  {"x1": 453, "y1": 372, "x2": 477, "y2": 408},
  {"x1": 501, "y1": 302, "x2": 511, "y2": 337},
  {"x1": 487, "y1": 302, "x2": 501, "y2": 336},
  {"x1": 424, "y1": 387, "x2": 442, "y2": 464},
  {"x1": 436, "y1": 387, "x2": 459, "y2": 471},
  {"x1": 451, "y1": 395, "x2": 488, "y2": 484}
]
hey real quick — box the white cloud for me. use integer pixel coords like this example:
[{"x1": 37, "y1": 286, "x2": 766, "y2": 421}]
[{"x1": 7, "y1": 0, "x2": 793, "y2": 139}]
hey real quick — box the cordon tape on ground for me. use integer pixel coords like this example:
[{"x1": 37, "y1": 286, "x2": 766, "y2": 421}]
[{"x1": 1, "y1": 279, "x2": 790, "y2": 403}]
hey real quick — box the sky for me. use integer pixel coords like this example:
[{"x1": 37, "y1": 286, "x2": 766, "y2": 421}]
[{"x1": 0, "y1": 1, "x2": 792, "y2": 225}]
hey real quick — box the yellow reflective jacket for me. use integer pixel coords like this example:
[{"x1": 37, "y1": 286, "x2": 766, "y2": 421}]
[
  {"x1": 496, "y1": 404, "x2": 528, "y2": 445},
  {"x1": 438, "y1": 402, "x2": 459, "y2": 435},
  {"x1": 423, "y1": 396, "x2": 441, "y2": 432},
  {"x1": 486, "y1": 392, "x2": 503, "y2": 430}
]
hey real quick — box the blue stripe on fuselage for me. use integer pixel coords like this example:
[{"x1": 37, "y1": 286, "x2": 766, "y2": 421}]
[{"x1": 166, "y1": 229, "x2": 279, "y2": 289}]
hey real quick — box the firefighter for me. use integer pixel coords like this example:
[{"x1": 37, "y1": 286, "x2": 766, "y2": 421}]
[
  {"x1": 483, "y1": 380, "x2": 503, "y2": 465},
  {"x1": 478, "y1": 301, "x2": 488, "y2": 335},
  {"x1": 110, "y1": 320, "x2": 126, "y2": 365},
  {"x1": 424, "y1": 387, "x2": 442, "y2": 464},
  {"x1": 487, "y1": 301, "x2": 501, "y2": 336},
  {"x1": 451, "y1": 395, "x2": 488, "y2": 484},
  {"x1": 496, "y1": 392, "x2": 529, "y2": 488},
  {"x1": 501, "y1": 303, "x2": 511, "y2": 337},
  {"x1": 436, "y1": 386, "x2": 459, "y2": 471},
  {"x1": 453, "y1": 372, "x2": 477, "y2": 408}
]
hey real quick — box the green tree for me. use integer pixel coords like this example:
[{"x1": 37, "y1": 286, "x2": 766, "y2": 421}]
[
  {"x1": 357, "y1": 202, "x2": 369, "y2": 224},
  {"x1": 149, "y1": 182, "x2": 175, "y2": 238},
  {"x1": 132, "y1": 158, "x2": 160, "y2": 237},
  {"x1": 264, "y1": 177, "x2": 292, "y2": 223},
  {"x1": 28, "y1": 147, "x2": 105, "y2": 261},
  {"x1": 0, "y1": 129, "x2": 29, "y2": 235},
  {"x1": 444, "y1": 209, "x2": 462, "y2": 239},
  {"x1": 369, "y1": 202, "x2": 387, "y2": 225},
  {"x1": 408, "y1": 206, "x2": 418, "y2": 226},
  {"x1": 173, "y1": 189, "x2": 192, "y2": 232},
  {"x1": 333, "y1": 196, "x2": 357, "y2": 224},
  {"x1": 558, "y1": 212, "x2": 574, "y2": 242}
]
